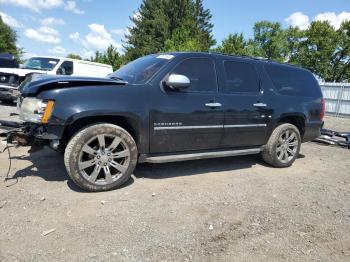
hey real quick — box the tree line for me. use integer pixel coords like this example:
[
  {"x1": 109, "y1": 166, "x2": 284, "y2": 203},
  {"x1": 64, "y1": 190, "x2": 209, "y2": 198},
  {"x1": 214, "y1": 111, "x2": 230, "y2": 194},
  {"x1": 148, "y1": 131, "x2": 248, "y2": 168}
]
[{"x1": 1, "y1": 0, "x2": 349, "y2": 82}]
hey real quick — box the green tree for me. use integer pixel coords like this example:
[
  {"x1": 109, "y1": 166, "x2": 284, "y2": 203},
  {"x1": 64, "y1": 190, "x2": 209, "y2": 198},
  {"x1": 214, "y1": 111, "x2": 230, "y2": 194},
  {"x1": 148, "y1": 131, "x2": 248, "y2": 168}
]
[
  {"x1": 214, "y1": 33, "x2": 249, "y2": 56},
  {"x1": 332, "y1": 21, "x2": 350, "y2": 82},
  {"x1": 90, "y1": 45, "x2": 123, "y2": 71},
  {"x1": 164, "y1": 27, "x2": 204, "y2": 52},
  {"x1": 252, "y1": 21, "x2": 289, "y2": 61},
  {"x1": 294, "y1": 21, "x2": 339, "y2": 82},
  {"x1": 125, "y1": 0, "x2": 215, "y2": 60},
  {"x1": 0, "y1": 15, "x2": 23, "y2": 62},
  {"x1": 67, "y1": 53, "x2": 82, "y2": 60},
  {"x1": 192, "y1": 0, "x2": 216, "y2": 48},
  {"x1": 284, "y1": 26, "x2": 305, "y2": 63}
]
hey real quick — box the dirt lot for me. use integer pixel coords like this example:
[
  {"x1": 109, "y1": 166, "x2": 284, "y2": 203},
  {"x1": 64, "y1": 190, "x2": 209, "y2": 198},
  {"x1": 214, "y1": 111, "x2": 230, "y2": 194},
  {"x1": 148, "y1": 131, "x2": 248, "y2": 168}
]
[{"x1": 0, "y1": 101, "x2": 350, "y2": 261}]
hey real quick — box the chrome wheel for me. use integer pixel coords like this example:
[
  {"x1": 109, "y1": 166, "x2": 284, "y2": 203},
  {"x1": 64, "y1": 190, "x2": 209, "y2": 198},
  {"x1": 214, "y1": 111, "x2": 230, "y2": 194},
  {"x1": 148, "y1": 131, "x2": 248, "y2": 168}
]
[
  {"x1": 78, "y1": 134, "x2": 130, "y2": 185},
  {"x1": 276, "y1": 129, "x2": 298, "y2": 163}
]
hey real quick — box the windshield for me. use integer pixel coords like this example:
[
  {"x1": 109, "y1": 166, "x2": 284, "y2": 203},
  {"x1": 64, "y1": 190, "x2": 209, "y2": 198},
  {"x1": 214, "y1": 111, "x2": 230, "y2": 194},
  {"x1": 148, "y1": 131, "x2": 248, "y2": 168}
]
[
  {"x1": 22, "y1": 57, "x2": 60, "y2": 70},
  {"x1": 108, "y1": 54, "x2": 174, "y2": 84}
]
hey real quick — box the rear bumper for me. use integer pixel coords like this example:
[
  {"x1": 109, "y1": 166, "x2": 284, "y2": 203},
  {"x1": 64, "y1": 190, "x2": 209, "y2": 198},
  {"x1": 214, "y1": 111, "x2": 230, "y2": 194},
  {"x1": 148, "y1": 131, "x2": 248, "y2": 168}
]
[{"x1": 302, "y1": 121, "x2": 324, "y2": 142}]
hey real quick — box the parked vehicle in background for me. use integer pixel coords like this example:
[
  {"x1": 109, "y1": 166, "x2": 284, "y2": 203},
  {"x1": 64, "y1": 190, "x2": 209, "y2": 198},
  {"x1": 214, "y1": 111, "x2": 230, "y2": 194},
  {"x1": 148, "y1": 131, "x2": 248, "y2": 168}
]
[
  {"x1": 1, "y1": 52, "x2": 325, "y2": 192},
  {"x1": 0, "y1": 56, "x2": 113, "y2": 103},
  {"x1": 0, "y1": 53, "x2": 19, "y2": 69},
  {"x1": 0, "y1": 58, "x2": 19, "y2": 69}
]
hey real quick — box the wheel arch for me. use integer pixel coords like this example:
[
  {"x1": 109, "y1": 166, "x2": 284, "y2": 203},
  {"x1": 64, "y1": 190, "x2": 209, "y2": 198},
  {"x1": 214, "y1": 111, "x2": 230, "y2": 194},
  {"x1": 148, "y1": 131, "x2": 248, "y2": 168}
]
[
  {"x1": 276, "y1": 113, "x2": 306, "y2": 138},
  {"x1": 61, "y1": 114, "x2": 141, "y2": 148}
]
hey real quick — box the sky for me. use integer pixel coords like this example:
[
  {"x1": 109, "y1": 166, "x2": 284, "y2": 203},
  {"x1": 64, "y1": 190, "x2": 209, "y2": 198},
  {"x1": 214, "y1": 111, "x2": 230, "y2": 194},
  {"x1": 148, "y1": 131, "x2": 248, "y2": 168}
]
[{"x1": 0, "y1": 0, "x2": 349, "y2": 59}]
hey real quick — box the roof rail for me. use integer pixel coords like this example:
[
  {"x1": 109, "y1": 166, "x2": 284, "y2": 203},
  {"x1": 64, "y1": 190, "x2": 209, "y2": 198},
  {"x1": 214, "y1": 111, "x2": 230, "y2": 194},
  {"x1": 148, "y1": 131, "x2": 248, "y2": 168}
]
[{"x1": 208, "y1": 51, "x2": 271, "y2": 61}]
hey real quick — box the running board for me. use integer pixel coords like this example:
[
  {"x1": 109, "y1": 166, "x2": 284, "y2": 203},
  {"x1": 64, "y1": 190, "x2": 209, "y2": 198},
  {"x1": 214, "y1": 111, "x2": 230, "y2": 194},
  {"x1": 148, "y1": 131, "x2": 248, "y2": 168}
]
[{"x1": 141, "y1": 148, "x2": 262, "y2": 164}]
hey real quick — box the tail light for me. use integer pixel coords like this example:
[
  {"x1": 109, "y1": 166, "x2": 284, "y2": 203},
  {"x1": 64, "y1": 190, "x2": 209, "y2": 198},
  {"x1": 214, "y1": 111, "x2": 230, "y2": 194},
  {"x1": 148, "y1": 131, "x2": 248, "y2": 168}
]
[{"x1": 320, "y1": 98, "x2": 325, "y2": 121}]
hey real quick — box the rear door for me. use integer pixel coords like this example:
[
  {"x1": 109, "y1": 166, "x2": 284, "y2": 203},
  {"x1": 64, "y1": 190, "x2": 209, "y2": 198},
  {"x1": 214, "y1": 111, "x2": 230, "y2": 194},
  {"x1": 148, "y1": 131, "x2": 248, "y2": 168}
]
[
  {"x1": 150, "y1": 57, "x2": 224, "y2": 153},
  {"x1": 217, "y1": 58, "x2": 272, "y2": 148}
]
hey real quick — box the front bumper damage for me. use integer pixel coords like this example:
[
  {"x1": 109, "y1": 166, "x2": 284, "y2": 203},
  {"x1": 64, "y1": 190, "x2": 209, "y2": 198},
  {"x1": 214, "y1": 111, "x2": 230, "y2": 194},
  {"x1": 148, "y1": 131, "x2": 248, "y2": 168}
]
[
  {"x1": 0, "y1": 120, "x2": 59, "y2": 151},
  {"x1": 0, "y1": 86, "x2": 19, "y2": 101}
]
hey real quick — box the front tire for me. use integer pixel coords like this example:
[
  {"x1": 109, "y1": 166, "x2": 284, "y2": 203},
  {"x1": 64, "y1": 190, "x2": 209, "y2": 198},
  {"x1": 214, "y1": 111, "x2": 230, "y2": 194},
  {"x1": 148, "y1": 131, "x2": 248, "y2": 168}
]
[
  {"x1": 262, "y1": 123, "x2": 301, "y2": 168},
  {"x1": 64, "y1": 123, "x2": 138, "y2": 192}
]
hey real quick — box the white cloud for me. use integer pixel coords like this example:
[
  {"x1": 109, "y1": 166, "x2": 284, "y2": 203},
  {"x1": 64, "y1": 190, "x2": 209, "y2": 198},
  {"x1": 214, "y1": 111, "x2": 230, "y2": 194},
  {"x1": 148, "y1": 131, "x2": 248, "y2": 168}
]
[
  {"x1": 24, "y1": 27, "x2": 61, "y2": 44},
  {"x1": 41, "y1": 17, "x2": 65, "y2": 26},
  {"x1": 38, "y1": 26, "x2": 59, "y2": 36},
  {"x1": 70, "y1": 24, "x2": 123, "y2": 58},
  {"x1": 0, "y1": 11, "x2": 22, "y2": 28},
  {"x1": 49, "y1": 46, "x2": 66, "y2": 54},
  {"x1": 23, "y1": 52, "x2": 38, "y2": 59},
  {"x1": 82, "y1": 23, "x2": 122, "y2": 51},
  {"x1": 65, "y1": 1, "x2": 84, "y2": 14},
  {"x1": 0, "y1": 0, "x2": 64, "y2": 12},
  {"x1": 111, "y1": 28, "x2": 126, "y2": 36},
  {"x1": 314, "y1": 12, "x2": 350, "y2": 29},
  {"x1": 81, "y1": 49, "x2": 95, "y2": 59},
  {"x1": 285, "y1": 12, "x2": 310, "y2": 30},
  {"x1": 286, "y1": 11, "x2": 350, "y2": 30},
  {"x1": 69, "y1": 32, "x2": 80, "y2": 40}
]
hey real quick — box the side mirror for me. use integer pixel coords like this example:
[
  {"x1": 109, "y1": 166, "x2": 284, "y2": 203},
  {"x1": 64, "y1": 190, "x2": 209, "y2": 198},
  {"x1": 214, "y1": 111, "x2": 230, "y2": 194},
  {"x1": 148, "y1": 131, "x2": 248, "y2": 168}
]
[{"x1": 165, "y1": 74, "x2": 190, "y2": 90}]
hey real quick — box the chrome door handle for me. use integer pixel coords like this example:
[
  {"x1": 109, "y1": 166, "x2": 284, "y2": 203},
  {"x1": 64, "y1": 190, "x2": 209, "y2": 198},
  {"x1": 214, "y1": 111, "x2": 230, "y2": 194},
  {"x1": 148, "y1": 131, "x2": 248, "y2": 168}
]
[
  {"x1": 253, "y1": 102, "x2": 267, "y2": 108},
  {"x1": 205, "y1": 102, "x2": 222, "y2": 108}
]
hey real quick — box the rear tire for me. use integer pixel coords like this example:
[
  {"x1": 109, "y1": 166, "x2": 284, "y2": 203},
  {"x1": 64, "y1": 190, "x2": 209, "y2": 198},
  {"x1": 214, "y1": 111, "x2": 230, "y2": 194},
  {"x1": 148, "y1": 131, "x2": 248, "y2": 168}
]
[
  {"x1": 64, "y1": 123, "x2": 138, "y2": 192},
  {"x1": 262, "y1": 123, "x2": 301, "y2": 168}
]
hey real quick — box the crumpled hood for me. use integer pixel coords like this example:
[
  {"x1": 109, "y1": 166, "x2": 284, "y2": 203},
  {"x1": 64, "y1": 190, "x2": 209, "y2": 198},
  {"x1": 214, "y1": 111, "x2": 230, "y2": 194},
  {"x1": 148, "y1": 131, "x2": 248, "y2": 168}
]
[
  {"x1": 21, "y1": 75, "x2": 127, "y2": 96},
  {"x1": 0, "y1": 67, "x2": 47, "y2": 77}
]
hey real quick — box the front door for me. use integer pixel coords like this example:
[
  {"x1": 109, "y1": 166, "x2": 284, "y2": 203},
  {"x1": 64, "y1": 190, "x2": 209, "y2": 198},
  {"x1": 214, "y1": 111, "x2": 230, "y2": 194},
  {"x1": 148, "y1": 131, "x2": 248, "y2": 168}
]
[
  {"x1": 218, "y1": 59, "x2": 271, "y2": 148},
  {"x1": 150, "y1": 57, "x2": 224, "y2": 153}
]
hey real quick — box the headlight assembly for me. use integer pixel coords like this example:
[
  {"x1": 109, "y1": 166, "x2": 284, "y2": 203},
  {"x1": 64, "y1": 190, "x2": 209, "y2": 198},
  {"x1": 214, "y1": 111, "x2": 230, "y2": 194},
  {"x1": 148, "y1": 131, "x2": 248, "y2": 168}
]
[{"x1": 19, "y1": 97, "x2": 55, "y2": 124}]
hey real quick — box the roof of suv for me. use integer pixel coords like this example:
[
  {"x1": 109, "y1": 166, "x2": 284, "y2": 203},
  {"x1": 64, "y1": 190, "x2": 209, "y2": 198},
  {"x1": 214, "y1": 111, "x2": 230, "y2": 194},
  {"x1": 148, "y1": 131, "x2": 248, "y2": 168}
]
[{"x1": 164, "y1": 51, "x2": 307, "y2": 72}]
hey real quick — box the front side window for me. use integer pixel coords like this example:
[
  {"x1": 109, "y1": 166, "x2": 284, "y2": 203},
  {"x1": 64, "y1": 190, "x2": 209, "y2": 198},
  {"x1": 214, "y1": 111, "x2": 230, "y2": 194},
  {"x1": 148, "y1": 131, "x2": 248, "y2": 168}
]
[
  {"x1": 223, "y1": 61, "x2": 259, "y2": 93},
  {"x1": 57, "y1": 61, "x2": 74, "y2": 75},
  {"x1": 22, "y1": 57, "x2": 60, "y2": 71},
  {"x1": 171, "y1": 58, "x2": 217, "y2": 92}
]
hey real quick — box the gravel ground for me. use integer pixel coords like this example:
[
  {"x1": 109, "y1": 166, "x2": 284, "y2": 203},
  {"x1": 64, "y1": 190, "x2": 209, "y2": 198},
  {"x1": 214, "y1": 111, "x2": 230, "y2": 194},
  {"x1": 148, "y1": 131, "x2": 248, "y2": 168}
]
[{"x1": 0, "y1": 102, "x2": 350, "y2": 261}]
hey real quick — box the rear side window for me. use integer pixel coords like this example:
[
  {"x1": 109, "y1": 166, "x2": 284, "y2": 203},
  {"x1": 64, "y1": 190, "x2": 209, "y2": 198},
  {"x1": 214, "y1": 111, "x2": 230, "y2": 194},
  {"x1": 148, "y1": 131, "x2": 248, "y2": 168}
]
[
  {"x1": 171, "y1": 58, "x2": 217, "y2": 92},
  {"x1": 223, "y1": 60, "x2": 260, "y2": 93},
  {"x1": 265, "y1": 64, "x2": 321, "y2": 97}
]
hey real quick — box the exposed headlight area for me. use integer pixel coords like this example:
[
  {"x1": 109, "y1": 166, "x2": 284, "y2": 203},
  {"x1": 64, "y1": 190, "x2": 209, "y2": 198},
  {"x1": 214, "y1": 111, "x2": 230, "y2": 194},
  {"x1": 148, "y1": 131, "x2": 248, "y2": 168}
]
[
  {"x1": 19, "y1": 97, "x2": 55, "y2": 124},
  {"x1": 0, "y1": 73, "x2": 20, "y2": 87}
]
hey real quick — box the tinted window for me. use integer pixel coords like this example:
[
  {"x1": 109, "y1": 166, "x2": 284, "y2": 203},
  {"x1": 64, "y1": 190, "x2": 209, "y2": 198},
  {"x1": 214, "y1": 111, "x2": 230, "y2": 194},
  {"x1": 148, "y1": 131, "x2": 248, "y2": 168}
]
[
  {"x1": 109, "y1": 54, "x2": 173, "y2": 84},
  {"x1": 223, "y1": 61, "x2": 259, "y2": 93},
  {"x1": 265, "y1": 64, "x2": 321, "y2": 97},
  {"x1": 171, "y1": 58, "x2": 217, "y2": 92},
  {"x1": 57, "y1": 61, "x2": 74, "y2": 75}
]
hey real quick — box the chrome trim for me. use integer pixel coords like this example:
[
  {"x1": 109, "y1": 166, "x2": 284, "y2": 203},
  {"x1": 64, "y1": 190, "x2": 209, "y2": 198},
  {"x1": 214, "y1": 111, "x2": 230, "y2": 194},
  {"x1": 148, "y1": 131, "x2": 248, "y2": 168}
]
[
  {"x1": 154, "y1": 125, "x2": 223, "y2": 130},
  {"x1": 224, "y1": 124, "x2": 267, "y2": 128},
  {"x1": 154, "y1": 124, "x2": 267, "y2": 130},
  {"x1": 142, "y1": 148, "x2": 262, "y2": 163},
  {"x1": 253, "y1": 102, "x2": 267, "y2": 107},
  {"x1": 205, "y1": 102, "x2": 222, "y2": 108}
]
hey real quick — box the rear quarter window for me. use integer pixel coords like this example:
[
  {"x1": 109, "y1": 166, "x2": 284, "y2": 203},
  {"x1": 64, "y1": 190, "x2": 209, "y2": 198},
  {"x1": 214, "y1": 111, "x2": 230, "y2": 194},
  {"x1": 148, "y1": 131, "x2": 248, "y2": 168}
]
[{"x1": 265, "y1": 64, "x2": 321, "y2": 97}]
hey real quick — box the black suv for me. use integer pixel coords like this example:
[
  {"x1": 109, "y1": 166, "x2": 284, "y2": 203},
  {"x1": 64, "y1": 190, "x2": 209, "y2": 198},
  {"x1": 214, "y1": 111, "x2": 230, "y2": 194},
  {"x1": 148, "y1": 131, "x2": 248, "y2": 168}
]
[{"x1": 2, "y1": 52, "x2": 324, "y2": 191}]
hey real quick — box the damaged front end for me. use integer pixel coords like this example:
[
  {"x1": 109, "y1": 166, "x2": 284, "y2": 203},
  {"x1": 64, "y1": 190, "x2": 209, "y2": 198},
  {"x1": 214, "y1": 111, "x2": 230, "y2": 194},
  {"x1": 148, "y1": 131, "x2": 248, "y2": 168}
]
[{"x1": 0, "y1": 120, "x2": 58, "y2": 152}]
